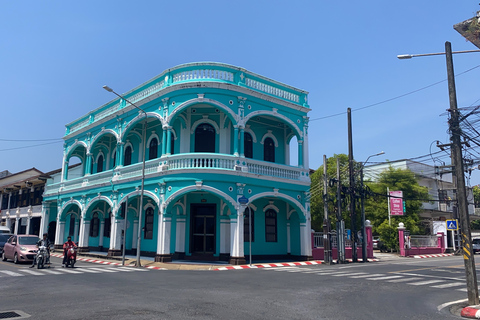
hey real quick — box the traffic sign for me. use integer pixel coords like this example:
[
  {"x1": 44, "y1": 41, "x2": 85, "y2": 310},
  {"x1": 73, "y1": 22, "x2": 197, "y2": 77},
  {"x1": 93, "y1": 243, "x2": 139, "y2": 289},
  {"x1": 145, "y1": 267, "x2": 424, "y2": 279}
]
[{"x1": 446, "y1": 219, "x2": 458, "y2": 230}]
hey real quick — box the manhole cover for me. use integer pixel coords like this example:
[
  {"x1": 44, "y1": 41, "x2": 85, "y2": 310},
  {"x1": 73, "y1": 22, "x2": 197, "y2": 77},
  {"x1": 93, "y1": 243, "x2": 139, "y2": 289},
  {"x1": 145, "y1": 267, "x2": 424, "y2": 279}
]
[{"x1": 0, "y1": 311, "x2": 30, "y2": 319}]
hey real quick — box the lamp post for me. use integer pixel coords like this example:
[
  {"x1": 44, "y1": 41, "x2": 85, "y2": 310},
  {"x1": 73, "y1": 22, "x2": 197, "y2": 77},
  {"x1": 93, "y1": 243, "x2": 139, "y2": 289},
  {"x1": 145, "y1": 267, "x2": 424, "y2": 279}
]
[
  {"x1": 398, "y1": 42, "x2": 479, "y2": 305},
  {"x1": 103, "y1": 85, "x2": 147, "y2": 268},
  {"x1": 360, "y1": 151, "x2": 384, "y2": 262}
]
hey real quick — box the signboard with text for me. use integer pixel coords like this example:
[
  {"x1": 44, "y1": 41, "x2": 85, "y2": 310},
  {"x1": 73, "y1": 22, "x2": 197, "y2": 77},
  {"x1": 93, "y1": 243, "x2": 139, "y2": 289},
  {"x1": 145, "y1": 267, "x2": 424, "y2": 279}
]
[{"x1": 389, "y1": 191, "x2": 404, "y2": 216}]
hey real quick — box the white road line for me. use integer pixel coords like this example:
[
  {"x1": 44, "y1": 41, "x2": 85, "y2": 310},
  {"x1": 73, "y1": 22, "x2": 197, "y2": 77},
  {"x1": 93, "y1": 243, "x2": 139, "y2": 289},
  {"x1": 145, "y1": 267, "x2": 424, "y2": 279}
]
[
  {"x1": 431, "y1": 282, "x2": 465, "y2": 288},
  {"x1": 0, "y1": 270, "x2": 24, "y2": 277},
  {"x1": 55, "y1": 268, "x2": 83, "y2": 274},
  {"x1": 387, "y1": 277, "x2": 420, "y2": 283},
  {"x1": 41, "y1": 269, "x2": 63, "y2": 275},
  {"x1": 408, "y1": 279, "x2": 445, "y2": 286},
  {"x1": 77, "y1": 268, "x2": 101, "y2": 273},
  {"x1": 457, "y1": 288, "x2": 468, "y2": 292},
  {"x1": 331, "y1": 272, "x2": 367, "y2": 277},
  {"x1": 88, "y1": 267, "x2": 118, "y2": 273},
  {"x1": 114, "y1": 267, "x2": 136, "y2": 272},
  {"x1": 350, "y1": 273, "x2": 385, "y2": 278},
  {"x1": 366, "y1": 275, "x2": 404, "y2": 281},
  {"x1": 19, "y1": 269, "x2": 45, "y2": 276}
]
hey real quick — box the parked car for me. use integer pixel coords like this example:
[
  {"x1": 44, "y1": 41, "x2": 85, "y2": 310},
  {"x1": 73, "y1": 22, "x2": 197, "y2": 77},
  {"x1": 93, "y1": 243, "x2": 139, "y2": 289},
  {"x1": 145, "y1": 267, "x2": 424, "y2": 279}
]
[
  {"x1": 2, "y1": 235, "x2": 39, "y2": 264},
  {"x1": 0, "y1": 233, "x2": 13, "y2": 255},
  {"x1": 0, "y1": 226, "x2": 11, "y2": 234},
  {"x1": 373, "y1": 236, "x2": 380, "y2": 249},
  {"x1": 472, "y1": 238, "x2": 480, "y2": 254}
]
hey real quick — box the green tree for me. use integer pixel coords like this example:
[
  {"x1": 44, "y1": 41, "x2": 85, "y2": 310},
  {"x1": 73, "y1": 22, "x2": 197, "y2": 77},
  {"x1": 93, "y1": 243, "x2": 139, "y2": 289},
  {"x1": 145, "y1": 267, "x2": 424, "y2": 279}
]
[
  {"x1": 470, "y1": 186, "x2": 480, "y2": 229},
  {"x1": 310, "y1": 154, "x2": 360, "y2": 231},
  {"x1": 364, "y1": 166, "x2": 430, "y2": 247}
]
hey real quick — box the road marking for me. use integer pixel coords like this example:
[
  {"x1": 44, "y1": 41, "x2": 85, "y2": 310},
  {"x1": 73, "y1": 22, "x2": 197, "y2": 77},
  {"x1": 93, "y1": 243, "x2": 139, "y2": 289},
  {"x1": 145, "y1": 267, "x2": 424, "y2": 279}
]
[
  {"x1": 89, "y1": 267, "x2": 118, "y2": 273},
  {"x1": 437, "y1": 298, "x2": 468, "y2": 311},
  {"x1": 0, "y1": 270, "x2": 24, "y2": 277},
  {"x1": 77, "y1": 268, "x2": 101, "y2": 273},
  {"x1": 387, "y1": 277, "x2": 420, "y2": 283},
  {"x1": 366, "y1": 275, "x2": 404, "y2": 281},
  {"x1": 408, "y1": 279, "x2": 445, "y2": 286},
  {"x1": 41, "y1": 269, "x2": 63, "y2": 275},
  {"x1": 115, "y1": 267, "x2": 136, "y2": 272},
  {"x1": 55, "y1": 268, "x2": 83, "y2": 274},
  {"x1": 19, "y1": 269, "x2": 45, "y2": 276},
  {"x1": 331, "y1": 272, "x2": 367, "y2": 277},
  {"x1": 431, "y1": 282, "x2": 465, "y2": 288},
  {"x1": 350, "y1": 273, "x2": 385, "y2": 278}
]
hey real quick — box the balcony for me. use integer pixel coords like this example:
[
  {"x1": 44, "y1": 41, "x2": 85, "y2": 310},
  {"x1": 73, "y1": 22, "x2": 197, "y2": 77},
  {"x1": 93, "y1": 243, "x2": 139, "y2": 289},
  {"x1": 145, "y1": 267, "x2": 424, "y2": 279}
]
[
  {"x1": 64, "y1": 62, "x2": 309, "y2": 137},
  {"x1": 44, "y1": 154, "x2": 310, "y2": 197}
]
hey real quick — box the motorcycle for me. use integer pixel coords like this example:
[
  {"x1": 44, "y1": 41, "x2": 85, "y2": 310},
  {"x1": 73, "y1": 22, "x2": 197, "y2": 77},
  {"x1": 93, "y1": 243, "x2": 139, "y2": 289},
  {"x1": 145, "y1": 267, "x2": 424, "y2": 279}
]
[
  {"x1": 36, "y1": 245, "x2": 49, "y2": 269},
  {"x1": 64, "y1": 245, "x2": 77, "y2": 268}
]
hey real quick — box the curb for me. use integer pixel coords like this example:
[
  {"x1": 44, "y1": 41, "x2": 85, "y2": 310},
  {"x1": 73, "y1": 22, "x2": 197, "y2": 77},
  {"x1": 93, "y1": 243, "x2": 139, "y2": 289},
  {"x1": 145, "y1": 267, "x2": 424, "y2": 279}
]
[
  {"x1": 214, "y1": 261, "x2": 323, "y2": 271},
  {"x1": 50, "y1": 253, "x2": 167, "y2": 270},
  {"x1": 461, "y1": 306, "x2": 480, "y2": 318},
  {"x1": 413, "y1": 253, "x2": 454, "y2": 259}
]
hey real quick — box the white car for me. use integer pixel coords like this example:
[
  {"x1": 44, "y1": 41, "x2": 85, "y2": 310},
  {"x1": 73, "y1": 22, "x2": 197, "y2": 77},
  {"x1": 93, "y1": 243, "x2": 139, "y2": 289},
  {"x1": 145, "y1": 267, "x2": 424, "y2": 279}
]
[{"x1": 472, "y1": 238, "x2": 480, "y2": 254}]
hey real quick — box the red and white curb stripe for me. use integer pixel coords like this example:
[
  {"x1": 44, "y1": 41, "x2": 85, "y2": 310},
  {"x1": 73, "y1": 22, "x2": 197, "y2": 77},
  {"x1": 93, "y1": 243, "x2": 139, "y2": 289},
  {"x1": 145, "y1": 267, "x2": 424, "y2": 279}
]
[
  {"x1": 332, "y1": 258, "x2": 379, "y2": 263},
  {"x1": 50, "y1": 253, "x2": 166, "y2": 270},
  {"x1": 461, "y1": 306, "x2": 480, "y2": 318},
  {"x1": 413, "y1": 253, "x2": 454, "y2": 259},
  {"x1": 214, "y1": 261, "x2": 323, "y2": 271}
]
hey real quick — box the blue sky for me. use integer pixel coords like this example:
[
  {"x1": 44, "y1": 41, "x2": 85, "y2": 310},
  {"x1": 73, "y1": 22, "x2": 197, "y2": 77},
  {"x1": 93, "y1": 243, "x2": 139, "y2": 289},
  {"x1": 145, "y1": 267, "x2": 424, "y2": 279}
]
[{"x1": 1, "y1": 1, "x2": 480, "y2": 186}]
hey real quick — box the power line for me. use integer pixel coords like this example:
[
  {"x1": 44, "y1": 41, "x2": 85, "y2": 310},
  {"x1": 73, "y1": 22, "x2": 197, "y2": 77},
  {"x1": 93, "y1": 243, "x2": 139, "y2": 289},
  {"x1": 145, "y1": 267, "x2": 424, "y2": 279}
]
[
  {"x1": 0, "y1": 141, "x2": 63, "y2": 152},
  {"x1": 0, "y1": 138, "x2": 63, "y2": 142}
]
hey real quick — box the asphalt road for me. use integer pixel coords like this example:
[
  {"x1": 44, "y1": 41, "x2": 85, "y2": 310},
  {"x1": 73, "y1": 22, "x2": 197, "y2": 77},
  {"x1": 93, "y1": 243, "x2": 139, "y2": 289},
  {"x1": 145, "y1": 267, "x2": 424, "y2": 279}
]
[{"x1": 0, "y1": 254, "x2": 475, "y2": 319}]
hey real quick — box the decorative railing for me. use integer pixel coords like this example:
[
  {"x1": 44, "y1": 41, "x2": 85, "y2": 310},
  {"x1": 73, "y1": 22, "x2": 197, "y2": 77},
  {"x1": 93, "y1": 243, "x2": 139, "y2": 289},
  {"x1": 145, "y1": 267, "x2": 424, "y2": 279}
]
[
  {"x1": 409, "y1": 235, "x2": 438, "y2": 248},
  {"x1": 65, "y1": 62, "x2": 308, "y2": 136},
  {"x1": 313, "y1": 231, "x2": 360, "y2": 248},
  {"x1": 44, "y1": 154, "x2": 309, "y2": 196}
]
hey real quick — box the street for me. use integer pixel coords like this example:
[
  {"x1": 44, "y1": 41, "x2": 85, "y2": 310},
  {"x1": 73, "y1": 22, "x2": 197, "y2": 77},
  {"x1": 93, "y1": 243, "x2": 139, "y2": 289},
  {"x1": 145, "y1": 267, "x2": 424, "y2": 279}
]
[{"x1": 0, "y1": 254, "x2": 474, "y2": 319}]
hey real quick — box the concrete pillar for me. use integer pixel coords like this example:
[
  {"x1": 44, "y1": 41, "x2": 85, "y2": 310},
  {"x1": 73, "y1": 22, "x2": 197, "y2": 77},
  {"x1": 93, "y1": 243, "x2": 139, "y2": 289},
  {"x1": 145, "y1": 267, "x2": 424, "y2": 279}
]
[
  {"x1": 14, "y1": 217, "x2": 19, "y2": 235},
  {"x1": 298, "y1": 140, "x2": 304, "y2": 168},
  {"x1": 229, "y1": 208, "x2": 245, "y2": 265},
  {"x1": 26, "y1": 217, "x2": 31, "y2": 235},
  {"x1": 74, "y1": 218, "x2": 79, "y2": 243},
  {"x1": 239, "y1": 127, "x2": 245, "y2": 157},
  {"x1": 132, "y1": 219, "x2": 138, "y2": 249},
  {"x1": 398, "y1": 222, "x2": 406, "y2": 257},
  {"x1": 55, "y1": 219, "x2": 65, "y2": 250},
  {"x1": 233, "y1": 126, "x2": 239, "y2": 156},
  {"x1": 175, "y1": 217, "x2": 186, "y2": 255},
  {"x1": 99, "y1": 220, "x2": 105, "y2": 248},
  {"x1": 155, "y1": 210, "x2": 172, "y2": 262},
  {"x1": 166, "y1": 127, "x2": 172, "y2": 156},
  {"x1": 78, "y1": 214, "x2": 90, "y2": 252},
  {"x1": 161, "y1": 128, "x2": 167, "y2": 156}
]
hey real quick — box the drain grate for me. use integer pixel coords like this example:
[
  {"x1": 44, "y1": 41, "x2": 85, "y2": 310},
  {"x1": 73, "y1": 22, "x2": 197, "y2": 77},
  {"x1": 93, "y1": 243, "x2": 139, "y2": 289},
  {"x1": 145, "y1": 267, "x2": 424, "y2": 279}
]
[
  {"x1": 0, "y1": 312, "x2": 21, "y2": 319},
  {"x1": 0, "y1": 311, "x2": 30, "y2": 319}
]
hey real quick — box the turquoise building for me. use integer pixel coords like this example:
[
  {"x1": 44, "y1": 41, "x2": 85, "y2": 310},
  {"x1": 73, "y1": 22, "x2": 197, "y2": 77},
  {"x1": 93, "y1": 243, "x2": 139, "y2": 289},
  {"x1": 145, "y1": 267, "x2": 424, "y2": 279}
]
[{"x1": 41, "y1": 62, "x2": 312, "y2": 264}]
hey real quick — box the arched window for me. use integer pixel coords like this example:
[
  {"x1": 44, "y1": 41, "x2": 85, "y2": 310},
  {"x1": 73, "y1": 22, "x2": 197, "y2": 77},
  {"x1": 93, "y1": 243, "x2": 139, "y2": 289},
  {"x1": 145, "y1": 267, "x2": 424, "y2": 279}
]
[
  {"x1": 97, "y1": 155, "x2": 104, "y2": 173},
  {"x1": 244, "y1": 132, "x2": 253, "y2": 159},
  {"x1": 90, "y1": 212, "x2": 100, "y2": 237},
  {"x1": 144, "y1": 207, "x2": 154, "y2": 240},
  {"x1": 194, "y1": 123, "x2": 215, "y2": 153},
  {"x1": 149, "y1": 138, "x2": 158, "y2": 160},
  {"x1": 244, "y1": 207, "x2": 254, "y2": 242},
  {"x1": 265, "y1": 209, "x2": 277, "y2": 242},
  {"x1": 112, "y1": 151, "x2": 116, "y2": 168},
  {"x1": 264, "y1": 137, "x2": 275, "y2": 162},
  {"x1": 124, "y1": 146, "x2": 132, "y2": 166}
]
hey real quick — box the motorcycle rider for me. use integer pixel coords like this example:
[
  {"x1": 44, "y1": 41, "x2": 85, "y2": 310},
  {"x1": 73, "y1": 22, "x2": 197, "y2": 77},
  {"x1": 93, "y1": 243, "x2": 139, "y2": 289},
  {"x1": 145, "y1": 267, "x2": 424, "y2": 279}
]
[
  {"x1": 62, "y1": 236, "x2": 77, "y2": 267},
  {"x1": 30, "y1": 233, "x2": 51, "y2": 268}
]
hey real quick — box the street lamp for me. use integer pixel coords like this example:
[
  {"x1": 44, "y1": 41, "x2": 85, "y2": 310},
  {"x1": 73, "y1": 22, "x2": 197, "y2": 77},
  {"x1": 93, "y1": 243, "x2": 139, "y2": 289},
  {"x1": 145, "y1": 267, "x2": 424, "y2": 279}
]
[
  {"x1": 398, "y1": 42, "x2": 479, "y2": 305},
  {"x1": 103, "y1": 85, "x2": 147, "y2": 268},
  {"x1": 360, "y1": 151, "x2": 384, "y2": 263},
  {"x1": 397, "y1": 49, "x2": 480, "y2": 60}
]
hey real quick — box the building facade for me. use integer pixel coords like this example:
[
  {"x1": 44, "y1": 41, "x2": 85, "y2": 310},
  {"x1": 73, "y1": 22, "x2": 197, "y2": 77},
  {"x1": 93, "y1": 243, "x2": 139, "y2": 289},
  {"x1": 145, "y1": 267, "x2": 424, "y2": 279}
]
[
  {"x1": 41, "y1": 62, "x2": 312, "y2": 264},
  {"x1": 0, "y1": 168, "x2": 50, "y2": 236}
]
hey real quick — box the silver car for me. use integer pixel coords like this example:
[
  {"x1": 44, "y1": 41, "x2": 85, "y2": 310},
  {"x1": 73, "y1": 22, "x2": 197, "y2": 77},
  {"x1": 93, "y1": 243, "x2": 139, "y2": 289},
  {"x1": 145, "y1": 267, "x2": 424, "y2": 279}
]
[{"x1": 473, "y1": 238, "x2": 480, "y2": 254}]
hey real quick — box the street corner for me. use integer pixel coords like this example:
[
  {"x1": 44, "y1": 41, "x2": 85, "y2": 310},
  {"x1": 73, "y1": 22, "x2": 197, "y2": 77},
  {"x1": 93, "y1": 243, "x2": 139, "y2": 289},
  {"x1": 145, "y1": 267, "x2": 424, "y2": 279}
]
[
  {"x1": 461, "y1": 305, "x2": 480, "y2": 318},
  {"x1": 213, "y1": 260, "x2": 323, "y2": 271}
]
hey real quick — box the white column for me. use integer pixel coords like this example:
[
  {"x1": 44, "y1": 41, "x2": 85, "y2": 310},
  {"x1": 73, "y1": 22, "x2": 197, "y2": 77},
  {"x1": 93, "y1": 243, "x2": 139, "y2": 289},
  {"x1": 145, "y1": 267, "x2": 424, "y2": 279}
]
[
  {"x1": 300, "y1": 219, "x2": 312, "y2": 256},
  {"x1": 229, "y1": 209, "x2": 244, "y2": 258},
  {"x1": 287, "y1": 222, "x2": 291, "y2": 254},
  {"x1": 55, "y1": 220, "x2": 65, "y2": 247},
  {"x1": 14, "y1": 218, "x2": 19, "y2": 235},
  {"x1": 220, "y1": 218, "x2": 230, "y2": 254},
  {"x1": 78, "y1": 214, "x2": 90, "y2": 249},
  {"x1": 156, "y1": 214, "x2": 171, "y2": 256},
  {"x1": 26, "y1": 217, "x2": 31, "y2": 235},
  {"x1": 109, "y1": 218, "x2": 122, "y2": 252},
  {"x1": 175, "y1": 218, "x2": 186, "y2": 253},
  {"x1": 40, "y1": 207, "x2": 49, "y2": 235},
  {"x1": 132, "y1": 219, "x2": 138, "y2": 249},
  {"x1": 99, "y1": 220, "x2": 105, "y2": 248}
]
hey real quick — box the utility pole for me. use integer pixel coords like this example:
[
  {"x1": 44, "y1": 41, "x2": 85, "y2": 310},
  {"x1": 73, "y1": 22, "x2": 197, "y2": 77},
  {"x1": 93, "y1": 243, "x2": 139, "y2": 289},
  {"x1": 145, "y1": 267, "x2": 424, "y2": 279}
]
[
  {"x1": 445, "y1": 41, "x2": 478, "y2": 305},
  {"x1": 323, "y1": 155, "x2": 332, "y2": 264},
  {"x1": 337, "y1": 157, "x2": 346, "y2": 263},
  {"x1": 348, "y1": 108, "x2": 357, "y2": 262}
]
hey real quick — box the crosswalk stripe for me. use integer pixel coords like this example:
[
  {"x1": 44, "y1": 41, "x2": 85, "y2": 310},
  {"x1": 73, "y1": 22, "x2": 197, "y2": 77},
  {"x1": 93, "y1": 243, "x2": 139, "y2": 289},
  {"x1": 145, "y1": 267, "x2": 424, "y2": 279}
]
[
  {"x1": 0, "y1": 270, "x2": 24, "y2": 277},
  {"x1": 388, "y1": 277, "x2": 421, "y2": 283},
  {"x1": 55, "y1": 268, "x2": 83, "y2": 274},
  {"x1": 77, "y1": 268, "x2": 101, "y2": 273},
  {"x1": 331, "y1": 272, "x2": 367, "y2": 277},
  {"x1": 431, "y1": 282, "x2": 465, "y2": 288},
  {"x1": 366, "y1": 275, "x2": 404, "y2": 281},
  {"x1": 88, "y1": 267, "x2": 118, "y2": 273},
  {"x1": 115, "y1": 267, "x2": 136, "y2": 272},
  {"x1": 41, "y1": 269, "x2": 63, "y2": 275},
  {"x1": 350, "y1": 273, "x2": 385, "y2": 278},
  {"x1": 457, "y1": 288, "x2": 468, "y2": 292},
  {"x1": 19, "y1": 269, "x2": 45, "y2": 276},
  {"x1": 408, "y1": 279, "x2": 445, "y2": 286}
]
